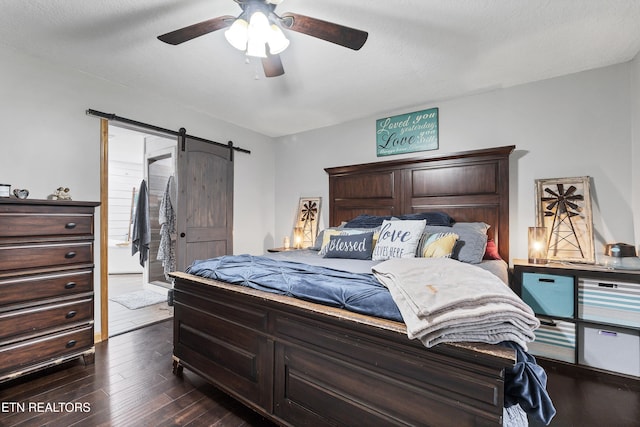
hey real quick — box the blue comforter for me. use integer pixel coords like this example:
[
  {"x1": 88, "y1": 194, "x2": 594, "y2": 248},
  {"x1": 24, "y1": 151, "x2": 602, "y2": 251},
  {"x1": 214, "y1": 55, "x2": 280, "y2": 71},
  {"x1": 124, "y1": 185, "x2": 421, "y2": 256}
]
[
  {"x1": 186, "y1": 254, "x2": 404, "y2": 322},
  {"x1": 186, "y1": 254, "x2": 555, "y2": 425}
]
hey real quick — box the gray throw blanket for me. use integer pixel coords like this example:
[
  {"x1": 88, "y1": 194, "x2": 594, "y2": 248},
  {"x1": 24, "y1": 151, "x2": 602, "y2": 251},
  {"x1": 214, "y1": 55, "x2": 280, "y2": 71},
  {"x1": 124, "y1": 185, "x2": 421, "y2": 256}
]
[
  {"x1": 372, "y1": 257, "x2": 539, "y2": 350},
  {"x1": 157, "y1": 176, "x2": 176, "y2": 280}
]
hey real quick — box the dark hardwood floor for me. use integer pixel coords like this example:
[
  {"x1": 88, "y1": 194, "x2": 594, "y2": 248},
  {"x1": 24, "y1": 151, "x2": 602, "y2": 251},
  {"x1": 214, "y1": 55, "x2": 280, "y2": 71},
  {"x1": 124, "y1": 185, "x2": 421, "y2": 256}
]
[{"x1": 1, "y1": 319, "x2": 638, "y2": 426}]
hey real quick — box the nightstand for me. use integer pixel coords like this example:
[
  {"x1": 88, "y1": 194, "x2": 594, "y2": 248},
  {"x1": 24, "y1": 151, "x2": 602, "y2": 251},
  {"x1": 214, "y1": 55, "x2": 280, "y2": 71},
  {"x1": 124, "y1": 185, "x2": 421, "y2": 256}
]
[{"x1": 513, "y1": 259, "x2": 639, "y2": 378}]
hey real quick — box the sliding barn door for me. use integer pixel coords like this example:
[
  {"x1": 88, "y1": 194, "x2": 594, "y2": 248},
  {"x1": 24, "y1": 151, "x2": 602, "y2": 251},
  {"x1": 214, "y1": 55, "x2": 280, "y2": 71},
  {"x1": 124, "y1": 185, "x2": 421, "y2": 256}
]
[{"x1": 176, "y1": 137, "x2": 233, "y2": 271}]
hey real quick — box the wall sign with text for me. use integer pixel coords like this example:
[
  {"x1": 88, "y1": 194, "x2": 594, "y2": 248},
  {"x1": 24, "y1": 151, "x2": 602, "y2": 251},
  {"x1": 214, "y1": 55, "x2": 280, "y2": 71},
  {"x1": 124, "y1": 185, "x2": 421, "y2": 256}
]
[{"x1": 375, "y1": 107, "x2": 439, "y2": 156}]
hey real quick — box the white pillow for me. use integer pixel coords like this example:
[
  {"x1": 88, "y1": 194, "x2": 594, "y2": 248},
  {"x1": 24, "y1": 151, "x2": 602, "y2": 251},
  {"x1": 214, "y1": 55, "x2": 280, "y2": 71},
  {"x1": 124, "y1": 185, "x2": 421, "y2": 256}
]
[{"x1": 372, "y1": 219, "x2": 426, "y2": 261}]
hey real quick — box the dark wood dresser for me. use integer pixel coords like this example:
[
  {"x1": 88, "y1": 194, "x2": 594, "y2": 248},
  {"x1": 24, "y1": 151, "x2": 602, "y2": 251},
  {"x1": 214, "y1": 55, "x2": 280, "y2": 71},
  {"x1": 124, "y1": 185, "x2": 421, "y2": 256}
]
[{"x1": 0, "y1": 198, "x2": 99, "y2": 383}]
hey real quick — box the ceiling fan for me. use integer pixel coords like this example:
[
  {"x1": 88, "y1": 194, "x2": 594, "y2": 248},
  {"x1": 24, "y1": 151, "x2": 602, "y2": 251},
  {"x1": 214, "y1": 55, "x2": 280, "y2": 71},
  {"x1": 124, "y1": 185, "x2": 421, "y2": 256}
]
[{"x1": 157, "y1": 0, "x2": 368, "y2": 78}]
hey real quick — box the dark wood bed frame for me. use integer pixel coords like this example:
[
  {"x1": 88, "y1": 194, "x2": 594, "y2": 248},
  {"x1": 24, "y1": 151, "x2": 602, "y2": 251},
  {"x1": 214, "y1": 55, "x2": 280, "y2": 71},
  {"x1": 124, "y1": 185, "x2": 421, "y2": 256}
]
[{"x1": 171, "y1": 145, "x2": 517, "y2": 426}]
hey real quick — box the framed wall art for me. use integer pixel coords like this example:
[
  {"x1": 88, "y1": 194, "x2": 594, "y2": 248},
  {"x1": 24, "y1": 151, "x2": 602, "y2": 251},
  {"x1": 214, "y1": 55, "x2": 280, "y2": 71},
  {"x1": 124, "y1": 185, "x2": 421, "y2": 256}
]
[
  {"x1": 294, "y1": 197, "x2": 321, "y2": 248},
  {"x1": 535, "y1": 176, "x2": 595, "y2": 263},
  {"x1": 375, "y1": 107, "x2": 439, "y2": 157}
]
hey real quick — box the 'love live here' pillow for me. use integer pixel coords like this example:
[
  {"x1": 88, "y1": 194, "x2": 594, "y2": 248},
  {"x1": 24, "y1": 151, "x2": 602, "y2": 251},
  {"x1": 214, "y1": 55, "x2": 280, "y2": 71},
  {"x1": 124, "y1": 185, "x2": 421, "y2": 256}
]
[{"x1": 372, "y1": 219, "x2": 426, "y2": 261}]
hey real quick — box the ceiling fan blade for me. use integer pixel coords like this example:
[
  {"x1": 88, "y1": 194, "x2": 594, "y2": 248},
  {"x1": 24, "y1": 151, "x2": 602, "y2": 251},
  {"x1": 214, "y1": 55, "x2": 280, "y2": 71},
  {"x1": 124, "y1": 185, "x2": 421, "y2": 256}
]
[
  {"x1": 262, "y1": 54, "x2": 285, "y2": 77},
  {"x1": 158, "y1": 15, "x2": 235, "y2": 45},
  {"x1": 280, "y1": 12, "x2": 368, "y2": 50}
]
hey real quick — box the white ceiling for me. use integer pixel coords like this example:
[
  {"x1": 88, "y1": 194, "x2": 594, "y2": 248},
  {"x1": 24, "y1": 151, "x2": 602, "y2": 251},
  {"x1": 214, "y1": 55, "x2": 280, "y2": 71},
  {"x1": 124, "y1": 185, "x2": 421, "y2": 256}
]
[{"x1": 2, "y1": 1, "x2": 640, "y2": 137}]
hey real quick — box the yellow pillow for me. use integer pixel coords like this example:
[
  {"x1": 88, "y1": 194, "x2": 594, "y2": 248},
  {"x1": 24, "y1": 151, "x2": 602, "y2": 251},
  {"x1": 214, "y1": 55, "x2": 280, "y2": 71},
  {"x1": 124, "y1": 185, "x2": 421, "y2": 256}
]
[
  {"x1": 320, "y1": 229, "x2": 343, "y2": 252},
  {"x1": 420, "y1": 232, "x2": 459, "y2": 258}
]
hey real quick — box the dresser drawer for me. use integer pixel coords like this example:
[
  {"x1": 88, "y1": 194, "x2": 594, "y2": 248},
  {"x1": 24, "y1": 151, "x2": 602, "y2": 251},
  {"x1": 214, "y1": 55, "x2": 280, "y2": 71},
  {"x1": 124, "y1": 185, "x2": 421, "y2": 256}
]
[
  {"x1": 0, "y1": 242, "x2": 93, "y2": 271},
  {"x1": 522, "y1": 272, "x2": 574, "y2": 317},
  {"x1": 578, "y1": 277, "x2": 640, "y2": 328},
  {"x1": 0, "y1": 210, "x2": 93, "y2": 238},
  {"x1": 0, "y1": 270, "x2": 92, "y2": 306},
  {"x1": 0, "y1": 325, "x2": 94, "y2": 375},
  {"x1": 579, "y1": 324, "x2": 640, "y2": 377},
  {"x1": 0, "y1": 297, "x2": 93, "y2": 341}
]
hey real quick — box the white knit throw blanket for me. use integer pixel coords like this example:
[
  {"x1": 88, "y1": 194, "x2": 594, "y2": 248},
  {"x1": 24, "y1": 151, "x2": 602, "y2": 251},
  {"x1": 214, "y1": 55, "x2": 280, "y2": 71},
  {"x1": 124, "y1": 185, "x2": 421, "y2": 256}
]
[{"x1": 372, "y1": 257, "x2": 539, "y2": 349}]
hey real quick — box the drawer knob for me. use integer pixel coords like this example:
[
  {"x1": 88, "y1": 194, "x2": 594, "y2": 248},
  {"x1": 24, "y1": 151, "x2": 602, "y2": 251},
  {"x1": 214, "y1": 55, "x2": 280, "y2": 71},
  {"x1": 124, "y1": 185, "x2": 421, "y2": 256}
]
[
  {"x1": 65, "y1": 222, "x2": 77, "y2": 229},
  {"x1": 66, "y1": 311, "x2": 77, "y2": 319},
  {"x1": 539, "y1": 278, "x2": 555, "y2": 283},
  {"x1": 65, "y1": 282, "x2": 77, "y2": 289},
  {"x1": 65, "y1": 251, "x2": 76, "y2": 259},
  {"x1": 66, "y1": 340, "x2": 77, "y2": 348}
]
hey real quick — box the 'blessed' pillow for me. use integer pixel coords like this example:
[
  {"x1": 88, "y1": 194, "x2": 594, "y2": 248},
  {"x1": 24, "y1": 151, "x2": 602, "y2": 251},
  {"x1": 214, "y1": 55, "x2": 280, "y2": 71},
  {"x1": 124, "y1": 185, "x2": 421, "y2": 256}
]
[
  {"x1": 323, "y1": 232, "x2": 375, "y2": 260},
  {"x1": 372, "y1": 219, "x2": 426, "y2": 261}
]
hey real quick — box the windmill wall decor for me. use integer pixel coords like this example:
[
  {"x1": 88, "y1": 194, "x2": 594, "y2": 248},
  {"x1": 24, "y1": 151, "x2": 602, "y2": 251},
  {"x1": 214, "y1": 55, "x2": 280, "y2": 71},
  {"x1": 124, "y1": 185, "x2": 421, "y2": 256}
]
[
  {"x1": 535, "y1": 176, "x2": 595, "y2": 263},
  {"x1": 294, "y1": 197, "x2": 321, "y2": 248}
]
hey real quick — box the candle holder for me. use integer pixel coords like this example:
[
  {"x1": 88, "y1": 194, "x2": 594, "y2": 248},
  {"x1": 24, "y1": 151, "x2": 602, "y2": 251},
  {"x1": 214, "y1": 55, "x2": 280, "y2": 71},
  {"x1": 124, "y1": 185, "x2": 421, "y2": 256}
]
[
  {"x1": 293, "y1": 227, "x2": 304, "y2": 249},
  {"x1": 528, "y1": 226, "x2": 548, "y2": 264}
]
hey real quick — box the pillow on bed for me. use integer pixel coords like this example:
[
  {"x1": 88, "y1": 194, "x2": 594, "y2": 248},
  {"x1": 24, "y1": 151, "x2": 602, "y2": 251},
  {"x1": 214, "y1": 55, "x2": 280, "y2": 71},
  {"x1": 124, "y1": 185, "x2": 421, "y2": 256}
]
[
  {"x1": 323, "y1": 232, "x2": 375, "y2": 260},
  {"x1": 418, "y1": 232, "x2": 459, "y2": 258},
  {"x1": 318, "y1": 228, "x2": 375, "y2": 256},
  {"x1": 372, "y1": 219, "x2": 426, "y2": 261},
  {"x1": 423, "y1": 222, "x2": 489, "y2": 264},
  {"x1": 483, "y1": 238, "x2": 503, "y2": 260},
  {"x1": 311, "y1": 227, "x2": 341, "y2": 251},
  {"x1": 343, "y1": 212, "x2": 453, "y2": 228}
]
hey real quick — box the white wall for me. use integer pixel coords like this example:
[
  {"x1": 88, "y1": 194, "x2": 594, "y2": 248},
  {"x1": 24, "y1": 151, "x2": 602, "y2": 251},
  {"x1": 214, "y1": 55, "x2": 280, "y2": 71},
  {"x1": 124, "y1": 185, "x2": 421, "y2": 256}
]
[
  {"x1": 274, "y1": 62, "x2": 636, "y2": 263},
  {"x1": 632, "y1": 53, "x2": 640, "y2": 248},
  {"x1": 0, "y1": 44, "x2": 277, "y2": 335}
]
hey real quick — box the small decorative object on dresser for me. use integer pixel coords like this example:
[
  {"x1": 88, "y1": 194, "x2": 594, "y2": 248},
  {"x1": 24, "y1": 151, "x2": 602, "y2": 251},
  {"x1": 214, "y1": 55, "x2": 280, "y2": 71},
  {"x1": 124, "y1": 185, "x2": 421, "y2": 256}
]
[
  {"x1": 50, "y1": 186, "x2": 72, "y2": 200},
  {"x1": 513, "y1": 259, "x2": 640, "y2": 379},
  {"x1": 0, "y1": 198, "x2": 100, "y2": 383},
  {"x1": 0, "y1": 184, "x2": 10, "y2": 198},
  {"x1": 12, "y1": 188, "x2": 29, "y2": 199}
]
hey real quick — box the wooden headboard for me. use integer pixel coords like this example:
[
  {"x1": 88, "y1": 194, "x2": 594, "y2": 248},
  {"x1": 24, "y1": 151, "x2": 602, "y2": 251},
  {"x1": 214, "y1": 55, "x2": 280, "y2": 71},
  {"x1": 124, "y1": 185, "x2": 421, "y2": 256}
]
[{"x1": 325, "y1": 145, "x2": 515, "y2": 261}]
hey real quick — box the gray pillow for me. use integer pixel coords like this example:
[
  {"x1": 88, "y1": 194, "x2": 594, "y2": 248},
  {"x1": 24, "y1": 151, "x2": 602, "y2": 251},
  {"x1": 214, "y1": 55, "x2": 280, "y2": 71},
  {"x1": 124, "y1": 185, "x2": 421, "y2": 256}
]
[{"x1": 423, "y1": 222, "x2": 489, "y2": 264}]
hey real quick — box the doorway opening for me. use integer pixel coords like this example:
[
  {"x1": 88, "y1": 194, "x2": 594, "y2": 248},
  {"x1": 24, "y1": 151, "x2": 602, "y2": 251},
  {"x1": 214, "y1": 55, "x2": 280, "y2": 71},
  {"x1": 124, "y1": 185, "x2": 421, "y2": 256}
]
[{"x1": 106, "y1": 124, "x2": 175, "y2": 337}]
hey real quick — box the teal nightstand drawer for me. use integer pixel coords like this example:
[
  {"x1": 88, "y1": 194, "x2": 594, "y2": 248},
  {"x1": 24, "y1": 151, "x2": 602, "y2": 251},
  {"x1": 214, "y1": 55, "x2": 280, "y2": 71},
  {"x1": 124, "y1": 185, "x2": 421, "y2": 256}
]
[{"x1": 522, "y1": 272, "x2": 574, "y2": 317}]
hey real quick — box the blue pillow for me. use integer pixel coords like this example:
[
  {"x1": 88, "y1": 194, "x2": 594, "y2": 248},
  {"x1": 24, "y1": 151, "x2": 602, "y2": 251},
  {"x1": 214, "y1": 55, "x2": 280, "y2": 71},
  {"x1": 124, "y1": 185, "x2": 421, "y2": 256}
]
[
  {"x1": 323, "y1": 232, "x2": 375, "y2": 260},
  {"x1": 343, "y1": 212, "x2": 453, "y2": 228}
]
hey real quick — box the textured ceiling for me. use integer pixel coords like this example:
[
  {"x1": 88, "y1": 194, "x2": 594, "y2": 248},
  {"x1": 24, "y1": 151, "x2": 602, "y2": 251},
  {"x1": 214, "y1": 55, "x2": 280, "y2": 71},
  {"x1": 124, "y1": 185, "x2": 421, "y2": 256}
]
[{"x1": 2, "y1": 0, "x2": 640, "y2": 137}]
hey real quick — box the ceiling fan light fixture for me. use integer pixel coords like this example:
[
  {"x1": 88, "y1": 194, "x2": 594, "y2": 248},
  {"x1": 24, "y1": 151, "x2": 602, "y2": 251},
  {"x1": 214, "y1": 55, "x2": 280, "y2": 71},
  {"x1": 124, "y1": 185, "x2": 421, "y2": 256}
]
[
  {"x1": 244, "y1": 10, "x2": 274, "y2": 58},
  {"x1": 246, "y1": 37, "x2": 267, "y2": 58},
  {"x1": 267, "y1": 24, "x2": 289, "y2": 54},
  {"x1": 224, "y1": 18, "x2": 249, "y2": 51}
]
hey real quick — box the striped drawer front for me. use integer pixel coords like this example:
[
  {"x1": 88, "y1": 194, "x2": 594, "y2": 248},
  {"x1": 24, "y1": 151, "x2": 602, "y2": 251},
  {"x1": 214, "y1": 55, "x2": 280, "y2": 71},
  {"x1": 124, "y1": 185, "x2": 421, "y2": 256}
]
[
  {"x1": 578, "y1": 278, "x2": 640, "y2": 328},
  {"x1": 528, "y1": 319, "x2": 576, "y2": 363}
]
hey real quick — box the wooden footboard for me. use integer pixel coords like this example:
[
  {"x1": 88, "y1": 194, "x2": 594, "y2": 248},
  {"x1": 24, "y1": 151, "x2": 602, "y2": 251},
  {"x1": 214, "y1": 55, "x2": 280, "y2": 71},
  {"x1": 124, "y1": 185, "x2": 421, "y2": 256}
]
[{"x1": 171, "y1": 272, "x2": 515, "y2": 427}]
